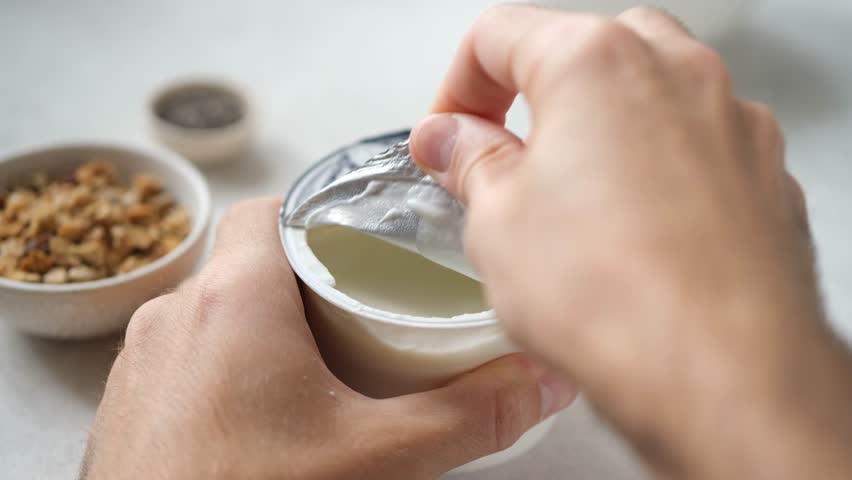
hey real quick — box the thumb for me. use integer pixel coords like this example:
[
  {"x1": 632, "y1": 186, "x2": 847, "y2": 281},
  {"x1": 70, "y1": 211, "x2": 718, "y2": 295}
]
[
  {"x1": 372, "y1": 354, "x2": 577, "y2": 476},
  {"x1": 410, "y1": 113, "x2": 524, "y2": 204}
]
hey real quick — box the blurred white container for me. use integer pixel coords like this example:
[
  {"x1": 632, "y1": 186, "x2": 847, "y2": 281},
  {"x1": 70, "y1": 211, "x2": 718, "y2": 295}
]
[
  {"x1": 148, "y1": 77, "x2": 255, "y2": 167},
  {"x1": 529, "y1": 0, "x2": 756, "y2": 38}
]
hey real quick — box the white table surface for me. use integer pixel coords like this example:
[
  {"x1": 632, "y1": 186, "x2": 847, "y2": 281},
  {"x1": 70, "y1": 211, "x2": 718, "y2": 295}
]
[{"x1": 1, "y1": 1, "x2": 851, "y2": 478}]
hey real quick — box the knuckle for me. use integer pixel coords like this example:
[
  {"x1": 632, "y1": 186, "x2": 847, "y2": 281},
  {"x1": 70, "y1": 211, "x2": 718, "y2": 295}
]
[
  {"x1": 681, "y1": 44, "x2": 732, "y2": 93},
  {"x1": 456, "y1": 140, "x2": 518, "y2": 204},
  {"x1": 619, "y1": 5, "x2": 666, "y2": 23},
  {"x1": 216, "y1": 196, "x2": 279, "y2": 236},
  {"x1": 787, "y1": 175, "x2": 807, "y2": 209},
  {"x1": 744, "y1": 101, "x2": 785, "y2": 158},
  {"x1": 578, "y1": 18, "x2": 637, "y2": 59},
  {"x1": 124, "y1": 294, "x2": 171, "y2": 349},
  {"x1": 475, "y1": 2, "x2": 511, "y2": 29},
  {"x1": 619, "y1": 5, "x2": 690, "y2": 35},
  {"x1": 745, "y1": 101, "x2": 781, "y2": 131},
  {"x1": 519, "y1": 16, "x2": 637, "y2": 92}
]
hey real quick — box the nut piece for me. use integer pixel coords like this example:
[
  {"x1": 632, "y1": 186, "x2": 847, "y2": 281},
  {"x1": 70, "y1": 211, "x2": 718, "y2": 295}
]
[
  {"x1": 43, "y1": 267, "x2": 69, "y2": 285},
  {"x1": 1, "y1": 239, "x2": 24, "y2": 258},
  {"x1": 133, "y1": 174, "x2": 162, "y2": 201},
  {"x1": 162, "y1": 208, "x2": 191, "y2": 237},
  {"x1": 0, "y1": 256, "x2": 16, "y2": 275},
  {"x1": 57, "y1": 218, "x2": 91, "y2": 242},
  {"x1": 19, "y1": 250, "x2": 53, "y2": 274},
  {"x1": 0, "y1": 222, "x2": 24, "y2": 240},
  {"x1": 68, "y1": 265, "x2": 100, "y2": 282},
  {"x1": 126, "y1": 204, "x2": 155, "y2": 224},
  {"x1": 8, "y1": 270, "x2": 41, "y2": 283},
  {"x1": 4, "y1": 191, "x2": 35, "y2": 217},
  {"x1": 76, "y1": 160, "x2": 118, "y2": 186},
  {"x1": 147, "y1": 192, "x2": 175, "y2": 214},
  {"x1": 117, "y1": 255, "x2": 150, "y2": 274}
]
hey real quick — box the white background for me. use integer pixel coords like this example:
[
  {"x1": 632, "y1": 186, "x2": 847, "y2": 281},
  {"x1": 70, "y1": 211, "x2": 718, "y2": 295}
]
[{"x1": 1, "y1": 0, "x2": 851, "y2": 478}]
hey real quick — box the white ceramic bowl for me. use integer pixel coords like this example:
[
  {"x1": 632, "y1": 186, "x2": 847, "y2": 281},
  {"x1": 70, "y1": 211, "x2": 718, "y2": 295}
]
[
  {"x1": 0, "y1": 141, "x2": 211, "y2": 339},
  {"x1": 528, "y1": 0, "x2": 756, "y2": 39},
  {"x1": 148, "y1": 77, "x2": 255, "y2": 166}
]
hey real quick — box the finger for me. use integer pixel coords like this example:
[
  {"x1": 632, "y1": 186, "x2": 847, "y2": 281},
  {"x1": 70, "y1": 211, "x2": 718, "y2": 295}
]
[
  {"x1": 430, "y1": 4, "x2": 594, "y2": 122},
  {"x1": 616, "y1": 5, "x2": 693, "y2": 41},
  {"x1": 188, "y1": 196, "x2": 307, "y2": 334},
  {"x1": 204, "y1": 195, "x2": 301, "y2": 312},
  {"x1": 367, "y1": 354, "x2": 577, "y2": 476},
  {"x1": 128, "y1": 197, "x2": 312, "y2": 350},
  {"x1": 785, "y1": 173, "x2": 811, "y2": 237},
  {"x1": 410, "y1": 113, "x2": 524, "y2": 205},
  {"x1": 211, "y1": 196, "x2": 285, "y2": 260}
]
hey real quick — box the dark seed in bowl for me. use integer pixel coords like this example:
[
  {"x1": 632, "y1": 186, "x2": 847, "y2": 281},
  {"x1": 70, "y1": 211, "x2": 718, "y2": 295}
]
[{"x1": 156, "y1": 86, "x2": 243, "y2": 129}]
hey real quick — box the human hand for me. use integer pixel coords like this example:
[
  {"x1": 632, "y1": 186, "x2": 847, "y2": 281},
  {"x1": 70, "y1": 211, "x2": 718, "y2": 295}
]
[
  {"x1": 410, "y1": 4, "x2": 852, "y2": 479},
  {"x1": 81, "y1": 197, "x2": 576, "y2": 480}
]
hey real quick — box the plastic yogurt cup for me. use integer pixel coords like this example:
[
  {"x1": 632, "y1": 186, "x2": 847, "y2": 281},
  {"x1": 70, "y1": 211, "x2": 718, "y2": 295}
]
[{"x1": 278, "y1": 130, "x2": 556, "y2": 473}]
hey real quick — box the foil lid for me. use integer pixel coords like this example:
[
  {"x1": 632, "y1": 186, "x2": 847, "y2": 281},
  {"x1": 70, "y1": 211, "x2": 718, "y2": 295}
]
[{"x1": 285, "y1": 140, "x2": 476, "y2": 279}]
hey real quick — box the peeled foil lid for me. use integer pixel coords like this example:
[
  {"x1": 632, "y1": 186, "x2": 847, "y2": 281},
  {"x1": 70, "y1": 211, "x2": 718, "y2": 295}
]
[{"x1": 285, "y1": 140, "x2": 476, "y2": 280}]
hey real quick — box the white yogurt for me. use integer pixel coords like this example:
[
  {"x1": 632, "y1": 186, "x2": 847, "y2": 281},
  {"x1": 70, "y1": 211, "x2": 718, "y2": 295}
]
[{"x1": 305, "y1": 226, "x2": 486, "y2": 318}]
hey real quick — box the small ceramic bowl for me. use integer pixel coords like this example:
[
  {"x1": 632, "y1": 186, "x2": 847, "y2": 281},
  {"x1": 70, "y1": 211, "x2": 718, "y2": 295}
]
[
  {"x1": 148, "y1": 77, "x2": 255, "y2": 166},
  {"x1": 0, "y1": 140, "x2": 211, "y2": 339}
]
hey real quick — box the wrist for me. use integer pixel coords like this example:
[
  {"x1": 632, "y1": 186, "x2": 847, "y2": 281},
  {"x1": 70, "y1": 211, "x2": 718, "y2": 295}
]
[{"x1": 636, "y1": 313, "x2": 852, "y2": 480}]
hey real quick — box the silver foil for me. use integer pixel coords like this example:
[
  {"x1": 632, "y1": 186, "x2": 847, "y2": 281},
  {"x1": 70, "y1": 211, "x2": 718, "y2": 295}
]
[{"x1": 285, "y1": 140, "x2": 476, "y2": 279}]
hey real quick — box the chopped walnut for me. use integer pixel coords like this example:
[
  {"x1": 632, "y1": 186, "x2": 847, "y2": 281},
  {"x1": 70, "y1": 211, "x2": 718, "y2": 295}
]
[
  {"x1": 43, "y1": 267, "x2": 68, "y2": 285},
  {"x1": 0, "y1": 221, "x2": 24, "y2": 240},
  {"x1": 162, "y1": 208, "x2": 191, "y2": 237},
  {"x1": 19, "y1": 250, "x2": 53, "y2": 274},
  {"x1": 126, "y1": 204, "x2": 155, "y2": 224},
  {"x1": 1, "y1": 239, "x2": 24, "y2": 258},
  {"x1": 133, "y1": 174, "x2": 162, "y2": 201},
  {"x1": 117, "y1": 255, "x2": 150, "y2": 274},
  {"x1": 75, "y1": 160, "x2": 119, "y2": 186},
  {"x1": 68, "y1": 265, "x2": 101, "y2": 282},
  {"x1": 147, "y1": 192, "x2": 176, "y2": 214},
  {"x1": 0, "y1": 256, "x2": 16, "y2": 276},
  {"x1": 57, "y1": 218, "x2": 91, "y2": 242},
  {"x1": 8, "y1": 270, "x2": 41, "y2": 283},
  {"x1": 5, "y1": 191, "x2": 35, "y2": 217},
  {"x1": 0, "y1": 160, "x2": 191, "y2": 284}
]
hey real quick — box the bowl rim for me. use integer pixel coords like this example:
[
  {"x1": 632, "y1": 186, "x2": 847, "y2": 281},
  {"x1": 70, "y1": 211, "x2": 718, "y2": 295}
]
[
  {"x1": 147, "y1": 75, "x2": 255, "y2": 138},
  {"x1": 0, "y1": 139, "x2": 212, "y2": 293}
]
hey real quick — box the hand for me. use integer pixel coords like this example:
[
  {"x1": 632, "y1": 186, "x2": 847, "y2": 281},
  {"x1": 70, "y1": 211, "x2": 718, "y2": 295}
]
[
  {"x1": 81, "y1": 197, "x2": 576, "y2": 480},
  {"x1": 410, "y1": 5, "x2": 852, "y2": 479}
]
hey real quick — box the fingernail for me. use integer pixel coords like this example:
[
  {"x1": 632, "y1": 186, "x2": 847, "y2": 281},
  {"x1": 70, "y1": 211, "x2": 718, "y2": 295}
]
[
  {"x1": 412, "y1": 114, "x2": 459, "y2": 173},
  {"x1": 537, "y1": 369, "x2": 578, "y2": 420}
]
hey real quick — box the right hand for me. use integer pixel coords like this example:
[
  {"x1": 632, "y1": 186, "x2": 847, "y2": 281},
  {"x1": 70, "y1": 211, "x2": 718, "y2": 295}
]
[{"x1": 411, "y1": 4, "x2": 852, "y2": 479}]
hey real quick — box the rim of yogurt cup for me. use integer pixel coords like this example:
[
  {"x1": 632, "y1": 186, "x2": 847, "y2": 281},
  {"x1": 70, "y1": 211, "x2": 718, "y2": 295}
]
[{"x1": 279, "y1": 148, "x2": 497, "y2": 330}]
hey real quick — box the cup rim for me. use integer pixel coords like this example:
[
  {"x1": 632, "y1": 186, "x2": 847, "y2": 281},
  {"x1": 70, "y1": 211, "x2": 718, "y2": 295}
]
[{"x1": 278, "y1": 132, "x2": 498, "y2": 330}]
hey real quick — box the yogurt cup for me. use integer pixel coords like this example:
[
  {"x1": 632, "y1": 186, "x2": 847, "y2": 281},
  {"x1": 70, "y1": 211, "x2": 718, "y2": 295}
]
[{"x1": 278, "y1": 130, "x2": 556, "y2": 473}]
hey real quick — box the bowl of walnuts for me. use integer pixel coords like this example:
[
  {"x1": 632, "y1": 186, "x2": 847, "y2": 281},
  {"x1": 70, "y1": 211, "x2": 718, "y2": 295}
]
[{"x1": 0, "y1": 140, "x2": 211, "y2": 339}]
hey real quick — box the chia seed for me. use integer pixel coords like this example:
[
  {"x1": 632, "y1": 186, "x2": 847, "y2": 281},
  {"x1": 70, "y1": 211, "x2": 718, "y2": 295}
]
[{"x1": 156, "y1": 86, "x2": 243, "y2": 129}]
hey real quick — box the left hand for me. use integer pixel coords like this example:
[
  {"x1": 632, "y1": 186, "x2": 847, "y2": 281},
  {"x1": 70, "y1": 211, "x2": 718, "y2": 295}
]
[{"x1": 81, "y1": 197, "x2": 576, "y2": 480}]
